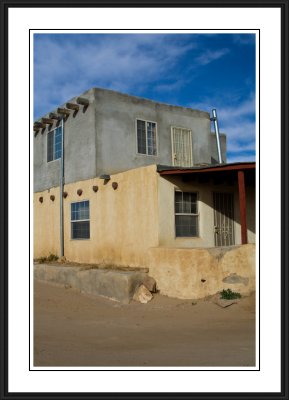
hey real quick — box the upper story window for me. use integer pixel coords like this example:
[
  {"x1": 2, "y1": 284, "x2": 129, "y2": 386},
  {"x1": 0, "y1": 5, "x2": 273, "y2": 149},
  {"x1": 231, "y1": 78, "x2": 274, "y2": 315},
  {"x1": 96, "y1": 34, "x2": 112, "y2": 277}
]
[
  {"x1": 47, "y1": 126, "x2": 62, "y2": 162},
  {"x1": 175, "y1": 191, "x2": 199, "y2": 237},
  {"x1": 136, "y1": 119, "x2": 157, "y2": 156},
  {"x1": 171, "y1": 127, "x2": 193, "y2": 167},
  {"x1": 71, "y1": 200, "x2": 90, "y2": 239}
]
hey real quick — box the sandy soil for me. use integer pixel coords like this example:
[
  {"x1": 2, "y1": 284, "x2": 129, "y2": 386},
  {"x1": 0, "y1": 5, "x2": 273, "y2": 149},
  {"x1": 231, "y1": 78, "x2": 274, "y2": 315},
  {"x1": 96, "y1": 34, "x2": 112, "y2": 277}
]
[{"x1": 34, "y1": 280, "x2": 255, "y2": 367}]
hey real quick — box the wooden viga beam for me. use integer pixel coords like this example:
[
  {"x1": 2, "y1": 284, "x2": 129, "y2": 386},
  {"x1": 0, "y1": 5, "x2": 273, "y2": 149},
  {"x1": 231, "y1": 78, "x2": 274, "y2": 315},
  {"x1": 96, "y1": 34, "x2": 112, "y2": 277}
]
[
  {"x1": 41, "y1": 117, "x2": 54, "y2": 125},
  {"x1": 34, "y1": 122, "x2": 46, "y2": 129},
  {"x1": 66, "y1": 102, "x2": 80, "y2": 111},
  {"x1": 34, "y1": 121, "x2": 46, "y2": 135},
  {"x1": 49, "y1": 112, "x2": 62, "y2": 121},
  {"x1": 57, "y1": 107, "x2": 71, "y2": 119},
  {"x1": 76, "y1": 97, "x2": 89, "y2": 107}
]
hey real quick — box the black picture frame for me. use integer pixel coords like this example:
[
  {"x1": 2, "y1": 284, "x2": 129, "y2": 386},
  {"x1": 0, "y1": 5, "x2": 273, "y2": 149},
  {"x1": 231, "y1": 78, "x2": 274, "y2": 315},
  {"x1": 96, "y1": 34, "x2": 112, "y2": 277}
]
[{"x1": 1, "y1": 0, "x2": 288, "y2": 399}]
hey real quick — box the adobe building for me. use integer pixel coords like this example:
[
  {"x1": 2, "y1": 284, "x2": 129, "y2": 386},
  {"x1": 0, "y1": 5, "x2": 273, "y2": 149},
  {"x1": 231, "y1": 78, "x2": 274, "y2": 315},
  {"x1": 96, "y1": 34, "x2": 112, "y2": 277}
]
[{"x1": 33, "y1": 88, "x2": 255, "y2": 299}]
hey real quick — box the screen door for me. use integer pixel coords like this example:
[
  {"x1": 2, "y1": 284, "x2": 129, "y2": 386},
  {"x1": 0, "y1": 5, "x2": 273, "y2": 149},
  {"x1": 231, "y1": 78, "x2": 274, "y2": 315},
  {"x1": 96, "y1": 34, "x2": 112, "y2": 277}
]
[{"x1": 213, "y1": 192, "x2": 235, "y2": 246}]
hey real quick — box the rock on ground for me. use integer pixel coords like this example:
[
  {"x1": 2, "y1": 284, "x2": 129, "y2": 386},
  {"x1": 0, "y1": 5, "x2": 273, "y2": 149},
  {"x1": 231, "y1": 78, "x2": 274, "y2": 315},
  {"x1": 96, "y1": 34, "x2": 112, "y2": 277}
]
[{"x1": 133, "y1": 284, "x2": 153, "y2": 303}]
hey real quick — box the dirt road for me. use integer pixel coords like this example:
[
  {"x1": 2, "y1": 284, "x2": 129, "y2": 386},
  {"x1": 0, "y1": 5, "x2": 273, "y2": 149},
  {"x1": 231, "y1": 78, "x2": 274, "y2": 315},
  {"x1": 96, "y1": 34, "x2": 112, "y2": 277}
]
[{"x1": 34, "y1": 280, "x2": 255, "y2": 367}]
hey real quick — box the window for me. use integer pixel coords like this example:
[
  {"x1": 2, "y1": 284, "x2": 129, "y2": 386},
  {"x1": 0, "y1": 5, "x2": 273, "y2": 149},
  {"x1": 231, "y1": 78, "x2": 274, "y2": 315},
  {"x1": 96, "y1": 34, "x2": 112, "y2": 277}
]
[
  {"x1": 136, "y1": 119, "x2": 157, "y2": 155},
  {"x1": 47, "y1": 126, "x2": 62, "y2": 162},
  {"x1": 171, "y1": 127, "x2": 193, "y2": 167},
  {"x1": 71, "y1": 201, "x2": 90, "y2": 239},
  {"x1": 175, "y1": 191, "x2": 199, "y2": 237}
]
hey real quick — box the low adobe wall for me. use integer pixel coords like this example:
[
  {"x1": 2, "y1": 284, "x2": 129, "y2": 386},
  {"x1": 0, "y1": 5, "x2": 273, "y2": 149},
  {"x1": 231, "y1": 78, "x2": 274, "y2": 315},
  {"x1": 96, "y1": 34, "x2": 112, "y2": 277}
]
[
  {"x1": 147, "y1": 244, "x2": 255, "y2": 299},
  {"x1": 34, "y1": 264, "x2": 148, "y2": 304}
]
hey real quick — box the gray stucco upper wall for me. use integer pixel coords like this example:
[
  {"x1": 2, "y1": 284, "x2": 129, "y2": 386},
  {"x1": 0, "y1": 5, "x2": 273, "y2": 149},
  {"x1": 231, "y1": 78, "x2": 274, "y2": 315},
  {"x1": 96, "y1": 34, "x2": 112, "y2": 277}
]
[
  {"x1": 34, "y1": 87, "x2": 224, "y2": 192},
  {"x1": 93, "y1": 88, "x2": 212, "y2": 176},
  {"x1": 34, "y1": 88, "x2": 96, "y2": 192}
]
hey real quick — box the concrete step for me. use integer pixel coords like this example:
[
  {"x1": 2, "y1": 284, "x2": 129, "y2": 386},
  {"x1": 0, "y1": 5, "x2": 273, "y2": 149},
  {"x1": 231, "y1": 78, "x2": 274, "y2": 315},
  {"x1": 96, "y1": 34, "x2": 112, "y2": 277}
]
[{"x1": 34, "y1": 263, "x2": 148, "y2": 304}]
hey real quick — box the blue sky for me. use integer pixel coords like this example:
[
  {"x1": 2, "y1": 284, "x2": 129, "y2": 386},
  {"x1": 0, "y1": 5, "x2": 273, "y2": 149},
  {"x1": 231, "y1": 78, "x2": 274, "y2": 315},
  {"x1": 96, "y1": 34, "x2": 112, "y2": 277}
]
[{"x1": 34, "y1": 33, "x2": 256, "y2": 162}]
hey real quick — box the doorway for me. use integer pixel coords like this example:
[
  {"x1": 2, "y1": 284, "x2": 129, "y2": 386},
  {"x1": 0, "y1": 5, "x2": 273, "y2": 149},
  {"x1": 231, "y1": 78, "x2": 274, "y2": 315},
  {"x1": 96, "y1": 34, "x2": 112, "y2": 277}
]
[{"x1": 213, "y1": 192, "x2": 235, "y2": 246}]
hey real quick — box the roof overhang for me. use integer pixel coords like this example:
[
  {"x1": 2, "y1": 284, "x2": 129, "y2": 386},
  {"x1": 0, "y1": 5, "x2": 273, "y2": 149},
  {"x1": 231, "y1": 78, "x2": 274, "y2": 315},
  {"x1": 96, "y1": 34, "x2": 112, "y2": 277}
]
[{"x1": 157, "y1": 162, "x2": 255, "y2": 176}]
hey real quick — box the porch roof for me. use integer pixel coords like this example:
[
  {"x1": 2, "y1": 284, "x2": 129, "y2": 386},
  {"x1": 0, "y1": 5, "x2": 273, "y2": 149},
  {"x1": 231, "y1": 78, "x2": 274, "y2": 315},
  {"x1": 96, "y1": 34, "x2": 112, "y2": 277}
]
[{"x1": 157, "y1": 162, "x2": 255, "y2": 175}]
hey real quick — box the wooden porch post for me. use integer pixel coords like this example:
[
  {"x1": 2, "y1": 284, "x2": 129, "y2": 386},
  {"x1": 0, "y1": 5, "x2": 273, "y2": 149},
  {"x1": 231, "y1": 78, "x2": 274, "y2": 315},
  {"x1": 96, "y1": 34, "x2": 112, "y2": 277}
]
[{"x1": 238, "y1": 170, "x2": 248, "y2": 244}]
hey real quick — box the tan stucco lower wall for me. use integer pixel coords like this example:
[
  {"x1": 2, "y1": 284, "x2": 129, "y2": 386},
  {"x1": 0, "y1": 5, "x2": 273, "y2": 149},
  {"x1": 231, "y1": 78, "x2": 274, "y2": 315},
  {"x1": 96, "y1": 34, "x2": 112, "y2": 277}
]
[
  {"x1": 34, "y1": 186, "x2": 61, "y2": 258},
  {"x1": 34, "y1": 165, "x2": 159, "y2": 266},
  {"x1": 34, "y1": 164, "x2": 256, "y2": 300},
  {"x1": 147, "y1": 244, "x2": 255, "y2": 299}
]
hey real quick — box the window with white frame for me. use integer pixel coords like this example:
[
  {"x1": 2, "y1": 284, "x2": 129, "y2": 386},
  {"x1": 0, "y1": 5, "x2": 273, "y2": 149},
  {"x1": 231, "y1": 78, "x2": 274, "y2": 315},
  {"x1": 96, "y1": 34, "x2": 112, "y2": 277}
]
[
  {"x1": 71, "y1": 201, "x2": 90, "y2": 239},
  {"x1": 47, "y1": 126, "x2": 62, "y2": 162},
  {"x1": 136, "y1": 119, "x2": 157, "y2": 155},
  {"x1": 175, "y1": 191, "x2": 199, "y2": 237}
]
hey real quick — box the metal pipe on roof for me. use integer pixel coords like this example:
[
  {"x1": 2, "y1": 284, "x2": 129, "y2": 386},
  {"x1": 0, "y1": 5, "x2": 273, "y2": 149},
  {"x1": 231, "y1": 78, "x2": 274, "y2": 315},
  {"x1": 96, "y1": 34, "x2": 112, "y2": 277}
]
[{"x1": 211, "y1": 109, "x2": 223, "y2": 164}]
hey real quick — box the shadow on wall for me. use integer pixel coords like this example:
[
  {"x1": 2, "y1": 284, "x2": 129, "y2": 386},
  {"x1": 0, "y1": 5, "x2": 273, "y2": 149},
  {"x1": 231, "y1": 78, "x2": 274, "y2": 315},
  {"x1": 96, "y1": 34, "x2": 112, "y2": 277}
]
[{"x1": 162, "y1": 168, "x2": 256, "y2": 242}]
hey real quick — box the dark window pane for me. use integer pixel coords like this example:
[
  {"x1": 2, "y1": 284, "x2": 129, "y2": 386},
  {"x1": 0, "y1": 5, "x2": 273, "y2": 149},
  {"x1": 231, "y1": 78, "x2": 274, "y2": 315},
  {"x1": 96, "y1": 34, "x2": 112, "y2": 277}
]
[
  {"x1": 175, "y1": 215, "x2": 198, "y2": 237},
  {"x1": 71, "y1": 221, "x2": 90, "y2": 239},
  {"x1": 175, "y1": 192, "x2": 183, "y2": 213},
  {"x1": 183, "y1": 193, "x2": 192, "y2": 213},
  {"x1": 47, "y1": 131, "x2": 54, "y2": 162},
  {"x1": 137, "y1": 120, "x2": 146, "y2": 154}
]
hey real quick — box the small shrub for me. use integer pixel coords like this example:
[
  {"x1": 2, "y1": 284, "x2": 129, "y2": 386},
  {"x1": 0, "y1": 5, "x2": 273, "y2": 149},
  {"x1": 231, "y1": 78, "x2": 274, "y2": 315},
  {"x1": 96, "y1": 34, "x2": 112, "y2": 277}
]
[
  {"x1": 220, "y1": 288, "x2": 241, "y2": 300},
  {"x1": 37, "y1": 254, "x2": 58, "y2": 263},
  {"x1": 47, "y1": 253, "x2": 59, "y2": 262}
]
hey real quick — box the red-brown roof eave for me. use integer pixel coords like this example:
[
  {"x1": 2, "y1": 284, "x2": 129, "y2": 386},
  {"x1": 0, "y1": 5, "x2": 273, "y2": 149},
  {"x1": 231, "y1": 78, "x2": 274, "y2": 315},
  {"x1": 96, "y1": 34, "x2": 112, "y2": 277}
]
[{"x1": 158, "y1": 162, "x2": 256, "y2": 175}]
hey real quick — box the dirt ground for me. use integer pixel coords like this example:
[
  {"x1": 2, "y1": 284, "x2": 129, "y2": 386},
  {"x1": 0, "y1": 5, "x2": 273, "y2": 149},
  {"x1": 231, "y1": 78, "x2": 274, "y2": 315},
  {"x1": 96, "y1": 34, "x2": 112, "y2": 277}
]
[{"x1": 34, "y1": 280, "x2": 256, "y2": 367}]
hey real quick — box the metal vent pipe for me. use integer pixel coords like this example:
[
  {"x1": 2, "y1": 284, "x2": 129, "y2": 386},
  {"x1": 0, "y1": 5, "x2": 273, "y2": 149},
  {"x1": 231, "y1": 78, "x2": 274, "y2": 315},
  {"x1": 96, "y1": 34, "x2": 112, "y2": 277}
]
[{"x1": 211, "y1": 109, "x2": 223, "y2": 164}]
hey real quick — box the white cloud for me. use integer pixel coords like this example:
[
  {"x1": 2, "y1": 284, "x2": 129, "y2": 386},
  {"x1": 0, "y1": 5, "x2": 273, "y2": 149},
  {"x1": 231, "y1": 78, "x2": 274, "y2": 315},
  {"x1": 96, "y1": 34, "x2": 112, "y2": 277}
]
[
  {"x1": 195, "y1": 48, "x2": 229, "y2": 66},
  {"x1": 154, "y1": 80, "x2": 186, "y2": 93},
  {"x1": 34, "y1": 34, "x2": 196, "y2": 117},
  {"x1": 189, "y1": 93, "x2": 256, "y2": 162}
]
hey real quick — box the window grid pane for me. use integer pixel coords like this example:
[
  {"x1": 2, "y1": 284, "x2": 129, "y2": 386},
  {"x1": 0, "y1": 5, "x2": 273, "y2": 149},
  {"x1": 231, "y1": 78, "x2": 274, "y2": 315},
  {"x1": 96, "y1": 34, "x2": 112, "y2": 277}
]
[
  {"x1": 54, "y1": 127, "x2": 62, "y2": 160},
  {"x1": 175, "y1": 192, "x2": 198, "y2": 237},
  {"x1": 71, "y1": 201, "x2": 90, "y2": 239},
  {"x1": 137, "y1": 119, "x2": 157, "y2": 155},
  {"x1": 147, "y1": 122, "x2": 157, "y2": 155},
  {"x1": 47, "y1": 127, "x2": 62, "y2": 162},
  {"x1": 71, "y1": 201, "x2": 89, "y2": 221}
]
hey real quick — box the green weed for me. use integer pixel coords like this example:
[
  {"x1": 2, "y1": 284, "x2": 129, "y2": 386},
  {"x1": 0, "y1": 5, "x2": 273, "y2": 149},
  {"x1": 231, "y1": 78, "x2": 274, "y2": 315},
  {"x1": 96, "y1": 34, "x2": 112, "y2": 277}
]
[{"x1": 220, "y1": 288, "x2": 241, "y2": 300}]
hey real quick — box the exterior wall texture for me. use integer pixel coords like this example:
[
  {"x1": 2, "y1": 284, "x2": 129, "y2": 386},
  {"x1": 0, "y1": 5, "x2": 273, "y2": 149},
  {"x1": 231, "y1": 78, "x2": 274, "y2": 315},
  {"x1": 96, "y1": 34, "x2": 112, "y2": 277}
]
[
  {"x1": 34, "y1": 165, "x2": 256, "y2": 300},
  {"x1": 148, "y1": 244, "x2": 255, "y2": 299},
  {"x1": 34, "y1": 165, "x2": 159, "y2": 266},
  {"x1": 34, "y1": 88, "x2": 224, "y2": 192},
  {"x1": 34, "y1": 88, "x2": 96, "y2": 192}
]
